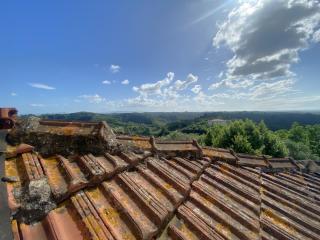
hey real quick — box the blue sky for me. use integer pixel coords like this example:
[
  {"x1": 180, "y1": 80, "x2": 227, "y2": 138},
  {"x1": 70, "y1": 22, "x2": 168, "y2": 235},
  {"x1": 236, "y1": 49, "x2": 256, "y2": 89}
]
[{"x1": 1, "y1": 0, "x2": 320, "y2": 114}]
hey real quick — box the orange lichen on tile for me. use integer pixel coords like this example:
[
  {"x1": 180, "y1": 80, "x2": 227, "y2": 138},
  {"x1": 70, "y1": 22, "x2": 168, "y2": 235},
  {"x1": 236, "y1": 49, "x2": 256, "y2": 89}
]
[
  {"x1": 61, "y1": 126, "x2": 80, "y2": 135},
  {"x1": 202, "y1": 147, "x2": 236, "y2": 163},
  {"x1": 37, "y1": 120, "x2": 98, "y2": 136},
  {"x1": 131, "y1": 140, "x2": 152, "y2": 150},
  {"x1": 39, "y1": 156, "x2": 69, "y2": 201},
  {"x1": 4, "y1": 136, "x2": 320, "y2": 240},
  {"x1": 84, "y1": 187, "x2": 137, "y2": 240},
  {"x1": 261, "y1": 208, "x2": 298, "y2": 237},
  {"x1": 5, "y1": 158, "x2": 21, "y2": 211}
]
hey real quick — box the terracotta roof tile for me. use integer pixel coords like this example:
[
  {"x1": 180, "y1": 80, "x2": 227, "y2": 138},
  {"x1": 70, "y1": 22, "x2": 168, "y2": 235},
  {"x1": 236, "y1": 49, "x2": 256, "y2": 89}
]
[
  {"x1": 168, "y1": 163, "x2": 261, "y2": 240},
  {"x1": 260, "y1": 172, "x2": 320, "y2": 239},
  {"x1": 168, "y1": 163, "x2": 320, "y2": 240},
  {"x1": 155, "y1": 142, "x2": 198, "y2": 151},
  {"x1": 9, "y1": 156, "x2": 212, "y2": 240},
  {"x1": 6, "y1": 155, "x2": 320, "y2": 240},
  {"x1": 296, "y1": 160, "x2": 320, "y2": 173},
  {"x1": 7, "y1": 119, "x2": 118, "y2": 157},
  {"x1": 37, "y1": 120, "x2": 103, "y2": 136},
  {"x1": 267, "y1": 157, "x2": 294, "y2": 168},
  {"x1": 235, "y1": 153, "x2": 269, "y2": 168},
  {"x1": 5, "y1": 150, "x2": 150, "y2": 205},
  {"x1": 4, "y1": 157, "x2": 21, "y2": 211},
  {"x1": 3, "y1": 132, "x2": 320, "y2": 240},
  {"x1": 202, "y1": 147, "x2": 236, "y2": 163},
  {"x1": 117, "y1": 136, "x2": 152, "y2": 150},
  {"x1": 117, "y1": 136, "x2": 203, "y2": 158}
]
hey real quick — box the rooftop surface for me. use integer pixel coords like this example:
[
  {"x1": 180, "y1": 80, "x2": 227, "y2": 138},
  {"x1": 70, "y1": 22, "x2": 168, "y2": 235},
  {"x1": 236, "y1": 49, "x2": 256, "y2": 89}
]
[{"x1": 1, "y1": 120, "x2": 320, "y2": 240}]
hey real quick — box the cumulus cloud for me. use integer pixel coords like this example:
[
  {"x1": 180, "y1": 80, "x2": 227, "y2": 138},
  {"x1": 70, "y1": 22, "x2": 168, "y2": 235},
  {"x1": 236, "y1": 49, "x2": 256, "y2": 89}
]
[
  {"x1": 11, "y1": 92, "x2": 17, "y2": 96},
  {"x1": 29, "y1": 83, "x2": 56, "y2": 90},
  {"x1": 79, "y1": 94, "x2": 106, "y2": 104},
  {"x1": 124, "y1": 72, "x2": 205, "y2": 110},
  {"x1": 173, "y1": 74, "x2": 198, "y2": 91},
  {"x1": 246, "y1": 95, "x2": 320, "y2": 110},
  {"x1": 191, "y1": 85, "x2": 202, "y2": 94},
  {"x1": 132, "y1": 72, "x2": 200, "y2": 101},
  {"x1": 110, "y1": 64, "x2": 120, "y2": 73},
  {"x1": 209, "y1": 81, "x2": 223, "y2": 90},
  {"x1": 212, "y1": 0, "x2": 320, "y2": 89},
  {"x1": 121, "y1": 79, "x2": 129, "y2": 85},
  {"x1": 313, "y1": 29, "x2": 320, "y2": 42},
  {"x1": 209, "y1": 78, "x2": 255, "y2": 90},
  {"x1": 102, "y1": 80, "x2": 111, "y2": 85},
  {"x1": 84, "y1": 73, "x2": 319, "y2": 111},
  {"x1": 208, "y1": 79, "x2": 296, "y2": 101},
  {"x1": 248, "y1": 79, "x2": 295, "y2": 100},
  {"x1": 133, "y1": 72, "x2": 175, "y2": 96},
  {"x1": 132, "y1": 86, "x2": 139, "y2": 92}
]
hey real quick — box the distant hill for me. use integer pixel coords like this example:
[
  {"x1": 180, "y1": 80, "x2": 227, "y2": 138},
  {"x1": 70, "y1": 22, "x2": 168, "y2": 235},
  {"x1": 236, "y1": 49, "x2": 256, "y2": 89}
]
[
  {"x1": 21, "y1": 111, "x2": 320, "y2": 160},
  {"x1": 198, "y1": 112, "x2": 320, "y2": 130},
  {"x1": 38, "y1": 112, "x2": 204, "y2": 125},
  {"x1": 36, "y1": 111, "x2": 320, "y2": 129},
  {"x1": 25, "y1": 111, "x2": 320, "y2": 135}
]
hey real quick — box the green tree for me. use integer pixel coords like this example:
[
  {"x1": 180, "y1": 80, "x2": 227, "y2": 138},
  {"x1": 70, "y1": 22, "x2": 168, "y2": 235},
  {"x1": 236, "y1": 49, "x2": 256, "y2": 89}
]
[
  {"x1": 285, "y1": 139, "x2": 319, "y2": 160},
  {"x1": 278, "y1": 123, "x2": 320, "y2": 160},
  {"x1": 204, "y1": 119, "x2": 289, "y2": 157},
  {"x1": 244, "y1": 119, "x2": 264, "y2": 150},
  {"x1": 306, "y1": 125, "x2": 320, "y2": 157},
  {"x1": 232, "y1": 134, "x2": 254, "y2": 154},
  {"x1": 204, "y1": 130, "x2": 213, "y2": 146},
  {"x1": 263, "y1": 132, "x2": 288, "y2": 157},
  {"x1": 288, "y1": 123, "x2": 309, "y2": 145}
]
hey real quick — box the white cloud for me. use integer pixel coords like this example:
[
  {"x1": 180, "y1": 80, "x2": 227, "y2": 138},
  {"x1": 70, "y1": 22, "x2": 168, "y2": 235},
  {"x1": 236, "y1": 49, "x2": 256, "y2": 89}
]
[
  {"x1": 133, "y1": 72, "x2": 175, "y2": 96},
  {"x1": 121, "y1": 79, "x2": 129, "y2": 85},
  {"x1": 11, "y1": 92, "x2": 17, "y2": 96},
  {"x1": 173, "y1": 74, "x2": 198, "y2": 91},
  {"x1": 191, "y1": 85, "x2": 202, "y2": 94},
  {"x1": 209, "y1": 81, "x2": 224, "y2": 90},
  {"x1": 79, "y1": 94, "x2": 106, "y2": 104},
  {"x1": 209, "y1": 79, "x2": 296, "y2": 101},
  {"x1": 110, "y1": 64, "x2": 120, "y2": 73},
  {"x1": 209, "y1": 78, "x2": 255, "y2": 90},
  {"x1": 102, "y1": 80, "x2": 111, "y2": 85},
  {"x1": 29, "y1": 83, "x2": 56, "y2": 90},
  {"x1": 246, "y1": 95, "x2": 320, "y2": 110},
  {"x1": 312, "y1": 29, "x2": 320, "y2": 42},
  {"x1": 30, "y1": 103, "x2": 44, "y2": 107},
  {"x1": 212, "y1": 0, "x2": 320, "y2": 89},
  {"x1": 132, "y1": 72, "x2": 199, "y2": 102},
  {"x1": 248, "y1": 79, "x2": 295, "y2": 100},
  {"x1": 124, "y1": 72, "x2": 205, "y2": 110},
  {"x1": 81, "y1": 82, "x2": 320, "y2": 112}
]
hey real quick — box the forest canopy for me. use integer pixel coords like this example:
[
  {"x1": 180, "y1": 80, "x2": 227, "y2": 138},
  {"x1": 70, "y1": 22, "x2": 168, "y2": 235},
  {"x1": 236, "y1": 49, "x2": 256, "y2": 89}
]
[
  {"x1": 203, "y1": 120, "x2": 320, "y2": 160},
  {"x1": 35, "y1": 111, "x2": 320, "y2": 160}
]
